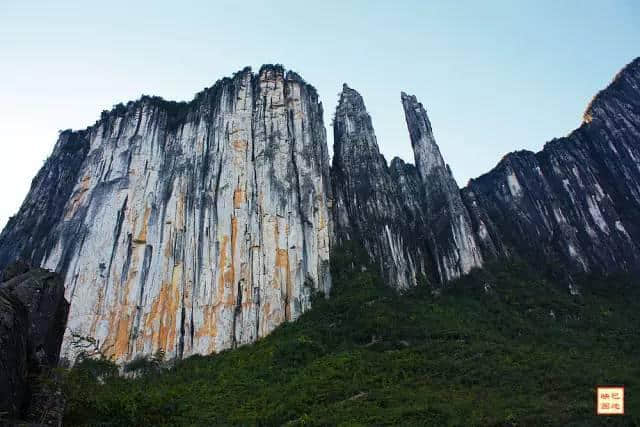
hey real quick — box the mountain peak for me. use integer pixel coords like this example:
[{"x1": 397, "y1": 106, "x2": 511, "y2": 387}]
[{"x1": 583, "y1": 56, "x2": 640, "y2": 124}]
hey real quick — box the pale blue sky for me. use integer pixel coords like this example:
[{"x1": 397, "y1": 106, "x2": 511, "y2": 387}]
[{"x1": 1, "y1": 1, "x2": 638, "y2": 229}]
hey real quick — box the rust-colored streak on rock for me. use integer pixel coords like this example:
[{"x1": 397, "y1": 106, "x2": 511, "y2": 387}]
[
  {"x1": 224, "y1": 217, "x2": 238, "y2": 301},
  {"x1": 8, "y1": 65, "x2": 334, "y2": 362},
  {"x1": 100, "y1": 306, "x2": 132, "y2": 360},
  {"x1": 134, "y1": 206, "x2": 151, "y2": 244},
  {"x1": 217, "y1": 233, "x2": 232, "y2": 305},
  {"x1": 64, "y1": 175, "x2": 91, "y2": 219},
  {"x1": 233, "y1": 188, "x2": 246, "y2": 209},
  {"x1": 275, "y1": 248, "x2": 292, "y2": 320},
  {"x1": 164, "y1": 231, "x2": 173, "y2": 258},
  {"x1": 195, "y1": 304, "x2": 218, "y2": 353},
  {"x1": 232, "y1": 139, "x2": 248, "y2": 152},
  {"x1": 144, "y1": 263, "x2": 182, "y2": 354},
  {"x1": 113, "y1": 311, "x2": 132, "y2": 358},
  {"x1": 275, "y1": 248, "x2": 289, "y2": 269}
]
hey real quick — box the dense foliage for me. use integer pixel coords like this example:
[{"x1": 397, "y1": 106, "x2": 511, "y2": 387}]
[{"x1": 62, "y1": 245, "x2": 639, "y2": 425}]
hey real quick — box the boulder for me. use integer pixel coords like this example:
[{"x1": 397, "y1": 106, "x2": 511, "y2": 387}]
[{"x1": 0, "y1": 263, "x2": 68, "y2": 423}]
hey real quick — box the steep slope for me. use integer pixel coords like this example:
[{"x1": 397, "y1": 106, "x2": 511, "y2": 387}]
[
  {"x1": 331, "y1": 85, "x2": 433, "y2": 288},
  {"x1": 0, "y1": 65, "x2": 333, "y2": 363},
  {"x1": 462, "y1": 57, "x2": 640, "y2": 275},
  {"x1": 332, "y1": 86, "x2": 486, "y2": 287},
  {"x1": 0, "y1": 132, "x2": 90, "y2": 270},
  {"x1": 401, "y1": 93, "x2": 484, "y2": 281},
  {"x1": 1, "y1": 58, "x2": 640, "y2": 364},
  {"x1": 333, "y1": 58, "x2": 640, "y2": 287}
]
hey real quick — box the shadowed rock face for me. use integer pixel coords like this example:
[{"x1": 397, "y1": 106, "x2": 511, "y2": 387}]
[
  {"x1": 331, "y1": 85, "x2": 433, "y2": 288},
  {"x1": 0, "y1": 264, "x2": 68, "y2": 421},
  {"x1": 1, "y1": 58, "x2": 639, "y2": 363},
  {"x1": 333, "y1": 58, "x2": 640, "y2": 287},
  {"x1": 332, "y1": 84, "x2": 485, "y2": 287},
  {"x1": 462, "y1": 57, "x2": 640, "y2": 275},
  {"x1": 0, "y1": 65, "x2": 332, "y2": 363},
  {"x1": 0, "y1": 287, "x2": 29, "y2": 417},
  {"x1": 401, "y1": 92, "x2": 484, "y2": 281}
]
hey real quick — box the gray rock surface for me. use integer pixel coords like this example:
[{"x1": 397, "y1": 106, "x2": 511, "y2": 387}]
[
  {"x1": 331, "y1": 85, "x2": 432, "y2": 288},
  {"x1": 332, "y1": 85, "x2": 485, "y2": 286},
  {"x1": 0, "y1": 65, "x2": 332, "y2": 363},
  {"x1": 1, "y1": 58, "x2": 639, "y2": 364},
  {"x1": 401, "y1": 92, "x2": 484, "y2": 281},
  {"x1": 462, "y1": 57, "x2": 640, "y2": 274}
]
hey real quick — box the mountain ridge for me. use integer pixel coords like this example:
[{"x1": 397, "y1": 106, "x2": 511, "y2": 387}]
[{"x1": 0, "y1": 58, "x2": 639, "y2": 364}]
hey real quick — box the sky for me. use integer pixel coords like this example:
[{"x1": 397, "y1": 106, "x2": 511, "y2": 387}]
[{"x1": 0, "y1": 1, "x2": 638, "y2": 230}]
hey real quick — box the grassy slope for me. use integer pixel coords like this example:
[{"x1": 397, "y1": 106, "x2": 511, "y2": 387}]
[{"x1": 63, "y1": 246, "x2": 640, "y2": 426}]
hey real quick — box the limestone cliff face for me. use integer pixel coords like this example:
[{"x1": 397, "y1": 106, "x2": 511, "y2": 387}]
[
  {"x1": 401, "y1": 93, "x2": 483, "y2": 281},
  {"x1": 462, "y1": 57, "x2": 640, "y2": 275},
  {"x1": 1, "y1": 58, "x2": 640, "y2": 362},
  {"x1": 332, "y1": 58, "x2": 640, "y2": 287},
  {"x1": 332, "y1": 86, "x2": 483, "y2": 286},
  {"x1": 0, "y1": 65, "x2": 332, "y2": 363},
  {"x1": 331, "y1": 85, "x2": 432, "y2": 288}
]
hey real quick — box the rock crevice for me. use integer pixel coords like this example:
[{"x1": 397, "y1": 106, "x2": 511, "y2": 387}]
[{"x1": 1, "y1": 58, "x2": 640, "y2": 363}]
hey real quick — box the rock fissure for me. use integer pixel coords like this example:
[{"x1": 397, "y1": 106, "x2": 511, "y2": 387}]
[{"x1": 1, "y1": 60, "x2": 639, "y2": 362}]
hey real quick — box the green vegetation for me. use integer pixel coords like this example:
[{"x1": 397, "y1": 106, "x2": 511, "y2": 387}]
[{"x1": 63, "y1": 245, "x2": 640, "y2": 425}]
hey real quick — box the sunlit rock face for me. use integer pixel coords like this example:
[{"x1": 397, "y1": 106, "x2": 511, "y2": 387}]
[
  {"x1": 1, "y1": 57, "x2": 640, "y2": 362},
  {"x1": 0, "y1": 65, "x2": 332, "y2": 363},
  {"x1": 462, "y1": 57, "x2": 640, "y2": 274},
  {"x1": 331, "y1": 85, "x2": 432, "y2": 288}
]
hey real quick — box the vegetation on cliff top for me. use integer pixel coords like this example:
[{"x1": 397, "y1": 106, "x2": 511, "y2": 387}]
[{"x1": 62, "y1": 244, "x2": 639, "y2": 426}]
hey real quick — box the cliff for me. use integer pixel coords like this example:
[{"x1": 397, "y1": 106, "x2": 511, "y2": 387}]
[
  {"x1": 1, "y1": 58, "x2": 639, "y2": 363},
  {"x1": 0, "y1": 65, "x2": 332, "y2": 363},
  {"x1": 331, "y1": 85, "x2": 432, "y2": 288},
  {"x1": 332, "y1": 58, "x2": 640, "y2": 287},
  {"x1": 462, "y1": 57, "x2": 640, "y2": 275}
]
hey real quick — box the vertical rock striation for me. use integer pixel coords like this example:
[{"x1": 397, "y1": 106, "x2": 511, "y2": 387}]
[
  {"x1": 1, "y1": 58, "x2": 640, "y2": 363},
  {"x1": 401, "y1": 93, "x2": 484, "y2": 281},
  {"x1": 333, "y1": 58, "x2": 640, "y2": 286},
  {"x1": 0, "y1": 132, "x2": 90, "y2": 270},
  {"x1": 331, "y1": 85, "x2": 432, "y2": 288},
  {"x1": 332, "y1": 86, "x2": 484, "y2": 286},
  {"x1": 462, "y1": 57, "x2": 640, "y2": 275},
  {"x1": 0, "y1": 65, "x2": 332, "y2": 363}
]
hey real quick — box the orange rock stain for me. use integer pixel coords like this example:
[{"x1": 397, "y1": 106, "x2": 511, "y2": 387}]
[
  {"x1": 143, "y1": 263, "x2": 182, "y2": 354},
  {"x1": 232, "y1": 139, "x2": 248, "y2": 152},
  {"x1": 134, "y1": 206, "x2": 151, "y2": 244},
  {"x1": 233, "y1": 188, "x2": 246, "y2": 208},
  {"x1": 64, "y1": 175, "x2": 91, "y2": 219}
]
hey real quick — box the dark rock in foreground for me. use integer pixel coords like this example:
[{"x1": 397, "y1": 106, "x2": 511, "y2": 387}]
[{"x1": 0, "y1": 263, "x2": 68, "y2": 424}]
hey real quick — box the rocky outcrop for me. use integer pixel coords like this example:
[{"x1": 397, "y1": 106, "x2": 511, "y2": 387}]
[
  {"x1": 332, "y1": 86, "x2": 485, "y2": 286},
  {"x1": 1, "y1": 58, "x2": 639, "y2": 364},
  {"x1": 0, "y1": 132, "x2": 90, "y2": 271},
  {"x1": 462, "y1": 57, "x2": 640, "y2": 275},
  {"x1": 331, "y1": 85, "x2": 432, "y2": 288},
  {"x1": 0, "y1": 286, "x2": 29, "y2": 418},
  {"x1": 0, "y1": 65, "x2": 332, "y2": 363},
  {"x1": 401, "y1": 93, "x2": 484, "y2": 281},
  {"x1": 334, "y1": 58, "x2": 640, "y2": 286},
  {"x1": 0, "y1": 264, "x2": 68, "y2": 422}
]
